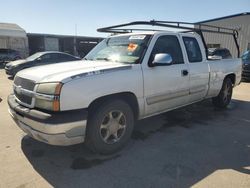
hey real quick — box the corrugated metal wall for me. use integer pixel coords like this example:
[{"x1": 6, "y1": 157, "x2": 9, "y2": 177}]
[
  {"x1": 0, "y1": 36, "x2": 28, "y2": 58},
  {"x1": 44, "y1": 37, "x2": 59, "y2": 51},
  {"x1": 0, "y1": 23, "x2": 29, "y2": 57},
  {"x1": 197, "y1": 15, "x2": 250, "y2": 58}
]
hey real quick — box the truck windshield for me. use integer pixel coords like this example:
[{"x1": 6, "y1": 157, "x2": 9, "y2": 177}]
[{"x1": 84, "y1": 35, "x2": 151, "y2": 64}]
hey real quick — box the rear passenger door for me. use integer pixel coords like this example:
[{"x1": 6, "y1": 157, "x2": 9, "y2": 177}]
[{"x1": 182, "y1": 36, "x2": 210, "y2": 103}]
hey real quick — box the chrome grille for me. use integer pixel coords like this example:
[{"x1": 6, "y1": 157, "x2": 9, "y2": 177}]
[
  {"x1": 14, "y1": 76, "x2": 36, "y2": 91},
  {"x1": 14, "y1": 89, "x2": 32, "y2": 104},
  {"x1": 14, "y1": 76, "x2": 36, "y2": 105}
]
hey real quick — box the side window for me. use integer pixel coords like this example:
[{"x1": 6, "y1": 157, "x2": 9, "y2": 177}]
[
  {"x1": 215, "y1": 50, "x2": 223, "y2": 57},
  {"x1": 221, "y1": 51, "x2": 226, "y2": 58},
  {"x1": 59, "y1": 54, "x2": 75, "y2": 61},
  {"x1": 225, "y1": 50, "x2": 232, "y2": 58},
  {"x1": 150, "y1": 35, "x2": 184, "y2": 64},
  {"x1": 40, "y1": 54, "x2": 58, "y2": 63},
  {"x1": 50, "y1": 54, "x2": 59, "y2": 61},
  {"x1": 183, "y1": 37, "x2": 202, "y2": 63},
  {"x1": 40, "y1": 54, "x2": 51, "y2": 61}
]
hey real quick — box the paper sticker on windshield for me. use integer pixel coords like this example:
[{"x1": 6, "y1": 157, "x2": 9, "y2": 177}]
[
  {"x1": 127, "y1": 43, "x2": 138, "y2": 52},
  {"x1": 129, "y1": 35, "x2": 146, "y2": 40}
]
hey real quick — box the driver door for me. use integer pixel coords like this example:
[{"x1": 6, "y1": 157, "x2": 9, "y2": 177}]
[{"x1": 142, "y1": 34, "x2": 190, "y2": 116}]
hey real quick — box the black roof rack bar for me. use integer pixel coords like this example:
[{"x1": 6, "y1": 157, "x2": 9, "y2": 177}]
[
  {"x1": 104, "y1": 27, "x2": 237, "y2": 36},
  {"x1": 153, "y1": 20, "x2": 236, "y2": 32},
  {"x1": 103, "y1": 28, "x2": 164, "y2": 34},
  {"x1": 97, "y1": 20, "x2": 238, "y2": 36},
  {"x1": 97, "y1": 20, "x2": 240, "y2": 58}
]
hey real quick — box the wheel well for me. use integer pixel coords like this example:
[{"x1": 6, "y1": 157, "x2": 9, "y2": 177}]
[
  {"x1": 225, "y1": 73, "x2": 236, "y2": 85},
  {"x1": 88, "y1": 92, "x2": 139, "y2": 120}
]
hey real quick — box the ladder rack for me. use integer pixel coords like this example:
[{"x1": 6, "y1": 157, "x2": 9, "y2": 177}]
[{"x1": 97, "y1": 20, "x2": 240, "y2": 57}]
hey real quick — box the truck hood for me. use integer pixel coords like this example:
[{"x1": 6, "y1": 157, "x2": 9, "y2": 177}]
[{"x1": 16, "y1": 60, "x2": 132, "y2": 83}]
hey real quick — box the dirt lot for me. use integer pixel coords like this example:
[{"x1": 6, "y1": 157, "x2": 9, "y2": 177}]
[{"x1": 0, "y1": 68, "x2": 249, "y2": 188}]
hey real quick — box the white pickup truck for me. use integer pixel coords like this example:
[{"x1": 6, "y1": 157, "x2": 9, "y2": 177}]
[{"x1": 8, "y1": 21, "x2": 242, "y2": 154}]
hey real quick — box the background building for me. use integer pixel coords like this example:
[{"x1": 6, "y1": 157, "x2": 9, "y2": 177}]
[
  {"x1": 0, "y1": 23, "x2": 29, "y2": 58},
  {"x1": 2, "y1": 12, "x2": 249, "y2": 59},
  {"x1": 0, "y1": 23, "x2": 103, "y2": 58},
  {"x1": 196, "y1": 12, "x2": 250, "y2": 58},
  {"x1": 27, "y1": 33, "x2": 103, "y2": 58}
]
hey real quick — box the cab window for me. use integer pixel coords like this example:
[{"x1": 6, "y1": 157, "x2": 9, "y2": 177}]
[
  {"x1": 150, "y1": 35, "x2": 184, "y2": 64},
  {"x1": 183, "y1": 37, "x2": 202, "y2": 63}
]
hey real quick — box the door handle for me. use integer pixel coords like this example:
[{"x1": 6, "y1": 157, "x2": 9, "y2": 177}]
[{"x1": 182, "y1": 70, "x2": 189, "y2": 76}]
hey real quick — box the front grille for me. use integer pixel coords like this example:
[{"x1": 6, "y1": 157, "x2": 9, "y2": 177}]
[
  {"x1": 14, "y1": 89, "x2": 32, "y2": 104},
  {"x1": 14, "y1": 76, "x2": 36, "y2": 91},
  {"x1": 14, "y1": 76, "x2": 35, "y2": 105}
]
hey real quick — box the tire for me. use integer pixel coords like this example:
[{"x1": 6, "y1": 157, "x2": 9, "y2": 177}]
[
  {"x1": 85, "y1": 99, "x2": 134, "y2": 154},
  {"x1": 212, "y1": 78, "x2": 233, "y2": 108}
]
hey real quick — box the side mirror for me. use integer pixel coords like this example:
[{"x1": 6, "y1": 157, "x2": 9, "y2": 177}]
[
  {"x1": 152, "y1": 53, "x2": 173, "y2": 66},
  {"x1": 36, "y1": 57, "x2": 42, "y2": 62}
]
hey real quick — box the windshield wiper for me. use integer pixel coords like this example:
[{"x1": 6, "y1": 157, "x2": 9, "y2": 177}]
[
  {"x1": 95, "y1": 57, "x2": 110, "y2": 61},
  {"x1": 83, "y1": 57, "x2": 94, "y2": 61}
]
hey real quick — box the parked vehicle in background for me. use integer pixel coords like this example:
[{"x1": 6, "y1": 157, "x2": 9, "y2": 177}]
[
  {"x1": 208, "y1": 48, "x2": 232, "y2": 59},
  {"x1": 241, "y1": 50, "x2": 250, "y2": 80},
  {"x1": 0, "y1": 49, "x2": 22, "y2": 65},
  {"x1": 8, "y1": 21, "x2": 242, "y2": 154},
  {"x1": 5, "y1": 51, "x2": 80, "y2": 76}
]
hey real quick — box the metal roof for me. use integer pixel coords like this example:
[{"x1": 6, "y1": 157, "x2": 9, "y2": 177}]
[
  {"x1": 27, "y1": 33, "x2": 103, "y2": 41},
  {"x1": 196, "y1": 12, "x2": 250, "y2": 23},
  {"x1": 0, "y1": 23, "x2": 26, "y2": 37}
]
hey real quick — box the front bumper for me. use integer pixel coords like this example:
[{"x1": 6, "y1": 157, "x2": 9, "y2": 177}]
[
  {"x1": 8, "y1": 94, "x2": 88, "y2": 146},
  {"x1": 5, "y1": 67, "x2": 15, "y2": 75}
]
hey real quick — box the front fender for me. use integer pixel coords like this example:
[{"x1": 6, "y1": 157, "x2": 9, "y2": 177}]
[{"x1": 59, "y1": 66, "x2": 143, "y2": 111}]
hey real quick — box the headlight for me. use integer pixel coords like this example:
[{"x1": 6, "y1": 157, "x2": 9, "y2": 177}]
[
  {"x1": 35, "y1": 82, "x2": 63, "y2": 111},
  {"x1": 36, "y1": 82, "x2": 62, "y2": 95}
]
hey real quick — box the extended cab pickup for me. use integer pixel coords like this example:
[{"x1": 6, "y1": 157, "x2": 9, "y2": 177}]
[{"x1": 8, "y1": 23, "x2": 242, "y2": 154}]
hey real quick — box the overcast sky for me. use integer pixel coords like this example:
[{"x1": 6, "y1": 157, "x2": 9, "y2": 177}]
[{"x1": 1, "y1": 0, "x2": 249, "y2": 37}]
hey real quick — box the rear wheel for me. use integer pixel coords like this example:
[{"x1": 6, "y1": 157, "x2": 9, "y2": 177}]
[
  {"x1": 85, "y1": 99, "x2": 134, "y2": 154},
  {"x1": 212, "y1": 78, "x2": 233, "y2": 108}
]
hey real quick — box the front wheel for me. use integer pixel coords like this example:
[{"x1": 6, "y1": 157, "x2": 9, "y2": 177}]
[
  {"x1": 85, "y1": 100, "x2": 134, "y2": 154},
  {"x1": 212, "y1": 78, "x2": 233, "y2": 108}
]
